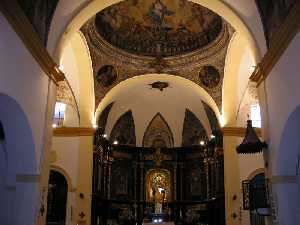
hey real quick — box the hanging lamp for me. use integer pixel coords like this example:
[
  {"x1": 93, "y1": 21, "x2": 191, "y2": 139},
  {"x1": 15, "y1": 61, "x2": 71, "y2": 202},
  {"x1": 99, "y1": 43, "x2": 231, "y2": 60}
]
[{"x1": 236, "y1": 120, "x2": 267, "y2": 154}]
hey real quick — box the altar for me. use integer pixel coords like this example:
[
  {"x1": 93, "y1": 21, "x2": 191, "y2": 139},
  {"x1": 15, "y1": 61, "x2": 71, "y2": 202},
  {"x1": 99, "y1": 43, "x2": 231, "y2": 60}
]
[
  {"x1": 143, "y1": 222, "x2": 175, "y2": 225},
  {"x1": 91, "y1": 139, "x2": 225, "y2": 225}
]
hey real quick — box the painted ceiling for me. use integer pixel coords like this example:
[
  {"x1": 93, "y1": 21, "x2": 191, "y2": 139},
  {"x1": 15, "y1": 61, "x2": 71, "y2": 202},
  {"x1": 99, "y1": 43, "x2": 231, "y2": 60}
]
[
  {"x1": 81, "y1": 1, "x2": 234, "y2": 111},
  {"x1": 95, "y1": 0, "x2": 222, "y2": 57}
]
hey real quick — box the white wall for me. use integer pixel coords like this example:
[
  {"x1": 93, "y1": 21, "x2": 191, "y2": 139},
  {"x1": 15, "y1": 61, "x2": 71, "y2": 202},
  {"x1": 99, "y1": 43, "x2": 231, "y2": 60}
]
[
  {"x1": 51, "y1": 137, "x2": 80, "y2": 225},
  {"x1": 260, "y1": 31, "x2": 300, "y2": 225},
  {"x1": 0, "y1": 12, "x2": 54, "y2": 225}
]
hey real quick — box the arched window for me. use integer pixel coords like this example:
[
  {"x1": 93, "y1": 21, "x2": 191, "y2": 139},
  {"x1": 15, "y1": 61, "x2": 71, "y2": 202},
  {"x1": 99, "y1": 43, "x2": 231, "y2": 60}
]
[
  {"x1": 250, "y1": 103, "x2": 262, "y2": 128},
  {"x1": 53, "y1": 102, "x2": 66, "y2": 127}
]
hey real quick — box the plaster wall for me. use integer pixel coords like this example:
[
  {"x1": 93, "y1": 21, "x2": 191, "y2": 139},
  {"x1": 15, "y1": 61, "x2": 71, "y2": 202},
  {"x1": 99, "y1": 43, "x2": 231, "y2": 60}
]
[
  {"x1": 223, "y1": 0, "x2": 266, "y2": 56},
  {"x1": 52, "y1": 137, "x2": 80, "y2": 186},
  {"x1": 0, "y1": 12, "x2": 50, "y2": 172},
  {"x1": 70, "y1": 32, "x2": 95, "y2": 126},
  {"x1": 64, "y1": 104, "x2": 80, "y2": 127},
  {"x1": 60, "y1": 42, "x2": 80, "y2": 104},
  {"x1": 223, "y1": 32, "x2": 255, "y2": 126},
  {"x1": 51, "y1": 137, "x2": 80, "y2": 225},
  {"x1": 223, "y1": 136, "x2": 241, "y2": 225},
  {"x1": 258, "y1": 31, "x2": 300, "y2": 225},
  {"x1": 0, "y1": 12, "x2": 57, "y2": 225}
]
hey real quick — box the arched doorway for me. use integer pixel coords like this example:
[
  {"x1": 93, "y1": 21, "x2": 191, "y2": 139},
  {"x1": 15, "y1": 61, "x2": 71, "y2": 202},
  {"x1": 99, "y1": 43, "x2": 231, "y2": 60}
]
[
  {"x1": 0, "y1": 93, "x2": 37, "y2": 225},
  {"x1": 46, "y1": 170, "x2": 68, "y2": 225},
  {"x1": 274, "y1": 105, "x2": 300, "y2": 225},
  {"x1": 249, "y1": 173, "x2": 266, "y2": 225}
]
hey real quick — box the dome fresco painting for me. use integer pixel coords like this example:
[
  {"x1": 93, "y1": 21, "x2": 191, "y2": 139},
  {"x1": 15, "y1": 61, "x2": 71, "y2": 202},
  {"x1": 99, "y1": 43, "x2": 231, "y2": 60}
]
[
  {"x1": 94, "y1": 0, "x2": 223, "y2": 57},
  {"x1": 80, "y1": 0, "x2": 233, "y2": 111}
]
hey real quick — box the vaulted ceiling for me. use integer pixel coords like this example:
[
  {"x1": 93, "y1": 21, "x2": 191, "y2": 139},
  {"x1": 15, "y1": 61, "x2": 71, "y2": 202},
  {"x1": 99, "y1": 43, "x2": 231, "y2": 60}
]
[{"x1": 80, "y1": 0, "x2": 235, "y2": 111}]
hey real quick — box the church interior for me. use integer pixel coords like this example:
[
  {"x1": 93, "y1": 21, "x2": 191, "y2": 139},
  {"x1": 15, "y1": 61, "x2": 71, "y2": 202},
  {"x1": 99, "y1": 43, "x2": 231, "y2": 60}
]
[{"x1": 0, "y1": 1, "x2": 300, "y2": 225}]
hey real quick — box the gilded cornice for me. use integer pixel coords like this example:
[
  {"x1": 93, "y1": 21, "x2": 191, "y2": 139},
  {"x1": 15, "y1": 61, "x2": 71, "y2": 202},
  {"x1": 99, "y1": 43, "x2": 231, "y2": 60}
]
[
  {"x1": 53, "y1": 127, "x2": 95, "y2": 137},
  {"x1": 53, "y1": 126, "x2": 262, "y2": 138},
  {"x1": 221, "y1": 127, "x2": 262, "y2": 138}
]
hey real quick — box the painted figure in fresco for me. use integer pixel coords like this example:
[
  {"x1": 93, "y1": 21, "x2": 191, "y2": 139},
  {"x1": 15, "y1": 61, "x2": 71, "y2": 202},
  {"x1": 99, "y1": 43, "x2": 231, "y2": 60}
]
[
  {"x1": 148, "y1": 0, "x2": 174, "y2": 24},
  {"x1": 96, "y1": 65, "x2": 117, "y2": 87},
  {"x1": 94, "y1": 0, "x2": 222, "y2": 57},
  {"x1": 199, "y1": 66, "x2": 220, "y2": 89}
]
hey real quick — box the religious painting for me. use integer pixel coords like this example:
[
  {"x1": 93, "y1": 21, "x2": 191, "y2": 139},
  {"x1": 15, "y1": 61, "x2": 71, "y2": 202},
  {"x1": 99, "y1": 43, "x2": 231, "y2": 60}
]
[
  {"x1": 199, "y1": 66, "x2": 220, "y2": 89},
  {"x1": 146, "y1": 169, "x2": 171, "y2": 205},
  {"x1": 143, "y1": 113, "x2": 174, "y2": 148},
  {"x1": 110, "y1": 111, "x2": 136, "y2": 146},
  {"x1": 96, "y1": 65, "x2": 118, "y2": 87},
  {"x1": 190, "y1": 168, "x2": 203, "y2": 195},
  {"x1": 94, "y1": 0, "x2": 223, "y2": 57},
  {"x1": 111, "y1": 161, "x2": 129, "y2": 196},
  {"x1": 202, "y1": 101, "x2": 223, "y2": 147},
  {"x1": 256, "y1": 0, "x2": 297, "y2": 47},
  {"x1": 182, "y1": 109, "x2": 208, "y2": 146},
  {"x1": 18, "y1": 0, "x2": 59, "y2": 46}
]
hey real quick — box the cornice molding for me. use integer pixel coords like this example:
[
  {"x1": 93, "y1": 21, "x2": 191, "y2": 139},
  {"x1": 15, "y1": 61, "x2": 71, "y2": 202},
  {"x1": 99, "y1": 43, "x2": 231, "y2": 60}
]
[
  {"x1": 53, "y1": 127, "x2": 95, "y2": 137},
  {"x1": 0, "y1": 0, "x2": 65, "y2": 84},
  {"x1": 250, "y1": 1, "x2": 300, "y2": 86},
  {"x1": 222, "y1": 127, "x2": 262, "y2": 137},
  {"x1": 53, "y1": 126, "x2": 262, "y2": 138}
]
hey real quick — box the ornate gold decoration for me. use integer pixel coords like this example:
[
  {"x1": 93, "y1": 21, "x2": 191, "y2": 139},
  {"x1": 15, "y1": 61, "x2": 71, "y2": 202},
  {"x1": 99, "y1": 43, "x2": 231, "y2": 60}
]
[
  {"x1": 145, "y1": 148, "x2": 172, "y2": 166},
  {"x1": 146, "y1": 169, "x2": 171, "y2": 203},
  {"x1": 81, "y1": 16, "x2": 234, "y2": 110},
  {"x1": 53, "y1": 127, "x2": 95, "y2": 136}
]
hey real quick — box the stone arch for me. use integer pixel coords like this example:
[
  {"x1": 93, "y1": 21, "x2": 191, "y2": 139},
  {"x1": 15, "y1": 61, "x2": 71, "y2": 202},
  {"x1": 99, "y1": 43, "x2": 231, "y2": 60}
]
[
  {"x1": 109, "y1": 110, "x2": 136, "y2": 146},
  {"x1": 247, "y1": 168, "x2": 265, "y2": 181},
  {"x1": 46, "y1": 170, "x2": 68, "y2": 225},
  {"x1": 0, "y1": 93, "x2": 37, "y2": 225},
  {"x1": 143, "y1": 113, "x2": 174, "y2": 148},
  {"x1": 50, "y1": 165, "x2": 76, "y2": 192}
]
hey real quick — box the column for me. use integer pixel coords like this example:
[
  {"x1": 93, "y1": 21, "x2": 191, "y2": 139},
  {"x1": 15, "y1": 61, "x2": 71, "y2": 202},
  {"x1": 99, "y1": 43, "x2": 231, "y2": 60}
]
[{"x1": 223, "y1": 136, "x2": 241, "y2": 225}]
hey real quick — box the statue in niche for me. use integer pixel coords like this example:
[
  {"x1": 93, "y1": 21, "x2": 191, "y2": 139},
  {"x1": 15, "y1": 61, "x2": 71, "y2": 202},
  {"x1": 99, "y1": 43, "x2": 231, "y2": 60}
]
[
  {"x1": 152, "y1": 174, "x2": 166, "y2": 214},
  {"x1": 146, "y1": 170, "x2": 171, "y2": 214}
]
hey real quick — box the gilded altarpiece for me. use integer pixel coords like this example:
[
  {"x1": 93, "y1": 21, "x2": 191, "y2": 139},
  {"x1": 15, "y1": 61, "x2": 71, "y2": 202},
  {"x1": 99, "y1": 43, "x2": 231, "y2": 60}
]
[{"x1": 92, "y1": 140, "x2": 225, "y2": 225}]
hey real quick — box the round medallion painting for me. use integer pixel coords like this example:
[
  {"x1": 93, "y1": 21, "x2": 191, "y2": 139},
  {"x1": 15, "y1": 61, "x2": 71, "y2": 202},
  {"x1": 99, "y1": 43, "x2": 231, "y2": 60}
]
[
  {"x1": 96, "y1": 65, "x2": 118, "y2": 87},
  {"x1": 199, "y1": 66, "x2": 220, "y2": 88}
]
